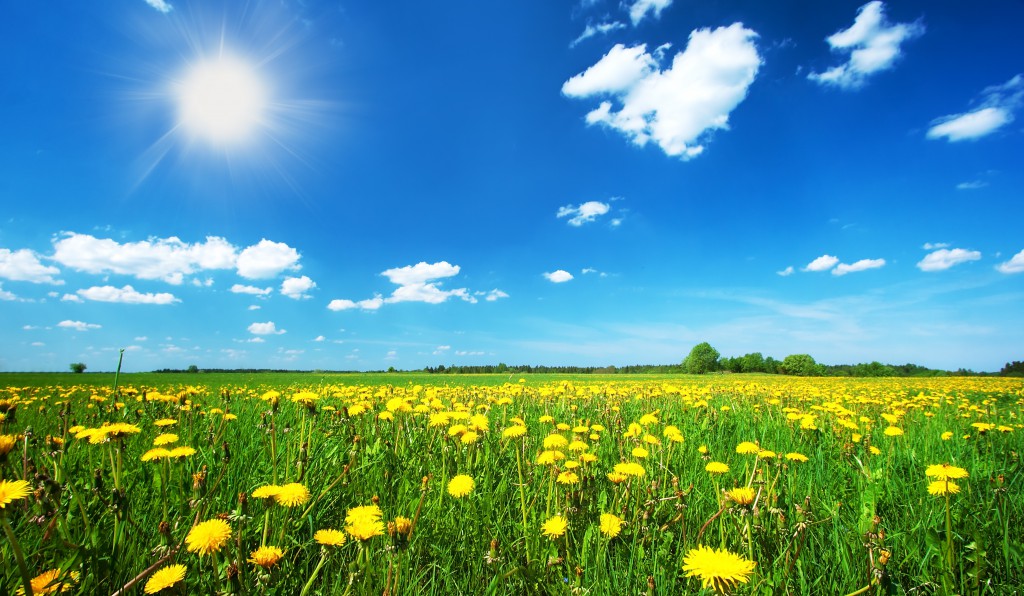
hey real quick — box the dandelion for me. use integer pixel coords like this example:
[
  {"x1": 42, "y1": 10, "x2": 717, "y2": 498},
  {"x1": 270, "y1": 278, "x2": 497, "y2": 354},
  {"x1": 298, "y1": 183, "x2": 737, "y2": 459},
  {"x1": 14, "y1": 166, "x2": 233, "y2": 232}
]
[
  {"x1": 388, "y1": 516, "x2": 413, "y2": 537},
  {"x1": 141, "y1": 448, "x2": 172, "y2": 462},
  {"x1": 186, "y1": 519, "x2": 232, "y2": 556},
  {"x1": 599, "y1": 513, "x2": 623, "y2": 539},
  {"x1": 144, "y1": 564, "x2": 185, "y2": 594},
  {"x1": 728, "y1": 486, "x2": 756, "y2": 506},
  {"x1": 251, "y1": 484, "x2": 282, "y2": 500},
  {"x1": 883, "y1": 426, "x2": 904, "y2": 437},
  {"x1": 154, "y1": 418, "x2": 177, "y2": 427},
  {"x1": 502, "y1": 426, "x2": 527, "y2": 439},
  {"x1": 15, "y1": 568, "x2": 79, "y2": 595},
  {"x1": 606, "y1": 471, "x2": 628, "y2": 484},
  {"x1": 460, "y1": 431, "x2": 479, "y2": 444},
  {"x1": 153, "y1": 433, "x2": 178, "y2": 446},
  {"x1": 169, "y1": 446, "x2": 197, "y2": 459},
  {"x1": 447, "y1": 474, "x2": 475, "y2": 498},
  {"x1": 785, "y1": 452, "x2": 808, "y2": 463},
  {"x1": 925, "y1": 464, "x2": 969, "y2": 481},
  {"x1": 735, "y1": 441, "x2": 759, "y2": 455},
  {"x1": 274, "y1": 483, "x2": 311, "y2": 507},
  {"x1": 631, "y1": 447, "x2": 649, "y2": 458},
  {"x1": 928, "y1": 480, "x2": 960, "y2": 496},
  {"x1": 249, "y1": 545, "x2": 285, "y2": 568},
  {"x1": 0, "y1": 434, "x2": 19, "y2": 459},
  {"x1": 543, "y1": 434, "x2": 568, "y2": 449},
  {"x1": 541, "y1": 515, "x2": 568, "y2": 539},
  {"x1": 556, "y1": 471, "x2": 579, "y2": 485},
  {"x1": 682, "y1": 545, "x2": 756, "y2": 592},
  {"x1": 314, "y1": 528, "x2": 347, "y2": 546},
  {"x1": 705, "y1": 461, "x2": 729, "y2": 475},
  {"x1": 0, "y1": 479, "x2": 31, "y2": 509},
  {"x1": 613, "y1": 462, "x2": 646, "y2": 477}
]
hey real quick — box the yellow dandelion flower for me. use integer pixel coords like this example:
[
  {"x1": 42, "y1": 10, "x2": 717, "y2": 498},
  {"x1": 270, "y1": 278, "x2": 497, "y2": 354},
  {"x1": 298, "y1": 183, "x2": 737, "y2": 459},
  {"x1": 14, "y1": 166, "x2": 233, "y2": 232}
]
[
  {"x1": 869, "y1": 446, "x2": 882, "y2": 455},
  {"x1": 154, "y1": 418, "x2": 177, "y2": 427},
  {"x1": 273, "y1": 483, "x2": 311, "y2": 507},
  {"x1": 153, "y1": 434, "x2": 178, "y2": 446},
  {"x1": 248, "y1": 545, "x2": 285, "y2": 568},
  {"x1": 705, "y1": 461, "x2": 729, "y2": 474},
  {"x1": 16, "y1": 568, "x2": 79, "y2": 595},
  {"x1": 251, "y1": 484, "x2": 282, "y2": 500},
  {"x1": 168, "y1": 446, "x2": 196, "y2": 459},
  {"x1": 599, "y1": 513, "x2": 624, "y2": 539},
  {"x1": 0, "y1": 479, "x2": 32, "y2": 509},
  {"x1": 883, "y1": 426, "x2": 904, "y2": 437},
  {"x1": 460, "y1": 431, "x2": 479, "y2": 444},
  {"x1": 141, "y1": 448, "x2": 172, "y2": 462},
  {"x1": 314, "y1": 529, "x2": 347, "y2": 546},
  {"x1": 735, "y1": 441, "x2": 759, "y2": 455},
  {"x1": 535, "y1": 450, "x2": 565, "y2": 465},
  {"x1": 556, "y1": 471, "x2": 579, "y2": 485},
  {"x1": 631, "y1": 447, "x2": 649, "y2": 458},
  {"x1": 543, "y1": 434, "x2": 569, "y2": 449},
  {"x1": 682, "y1": 545, "x2": 756, "y2": 592},
  {"x1": 389, "y1": 516, "x2": 413, "y2": 537},
  {"x1": 785, "y1": 452, "x2": 808, "y2": 463},
  {"x1": 757, "y1": 450, "x2": 776, "y2": 459},
  {"x1": 728, "y1": 487, "x2": 756, "y2": 506},
  {"x1": 925, "y1": 464, "x2": 969, "y2": 481},
  {"x1": 613, "y1": 462, "x2": 646, "y2": 477},
  {"x1": 0, "y1": 434, "x2": 20, "y2": 457},
  {"x1": 186, "y1": 519, "x2": 232, "y2": 556},
  {"x1": 606, "y1": 471, "x2": 628, "y2": 483},
  {"x1": 502, "y1": 426, "x2": 528, "y2": 439},
  {"x1": 447, "y1": 474, "x2": 475, "y2": 498},
  {"x1": 567, "y1": 440, "x2": 589, "y2": 452},
  {"x1": 144, "y1": 564, "x2": 185, "y2": 594},
  {"x1": 928, "y1": 480, "x2": 960, "y2": 496},
  {"x1": 541, "y1": 515, "x2": 568, "y2": 539},
  {"x1": 345, "y1": 512, "x2": 385, "y2": 542},
  {"x1": 579, "y1": 453, "x2": 598, "y2": 464}
]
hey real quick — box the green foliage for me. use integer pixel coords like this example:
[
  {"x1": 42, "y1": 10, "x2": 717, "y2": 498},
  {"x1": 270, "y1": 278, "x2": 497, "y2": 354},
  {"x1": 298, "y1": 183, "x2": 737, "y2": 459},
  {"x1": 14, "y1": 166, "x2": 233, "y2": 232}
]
[
  {"x1": 69, "y1": 362, "x2": 86, "y2": 373},
  {"x1": 683, "y1": 341, "x2": 721, "y2": 374},
  {"x1": 779, "y1": 353, "x2": 823, "y2": 376},
  {"x1": 186, "y1": 364, "x2": 200, "y2": 373}
]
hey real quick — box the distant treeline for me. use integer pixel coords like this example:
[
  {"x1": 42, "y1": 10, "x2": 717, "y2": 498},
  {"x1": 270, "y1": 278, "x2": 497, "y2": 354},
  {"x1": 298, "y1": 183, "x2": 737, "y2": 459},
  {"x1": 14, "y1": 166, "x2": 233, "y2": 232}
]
[{"x1": 151, "y1": 357, "x2": 1024, "y2": 377}]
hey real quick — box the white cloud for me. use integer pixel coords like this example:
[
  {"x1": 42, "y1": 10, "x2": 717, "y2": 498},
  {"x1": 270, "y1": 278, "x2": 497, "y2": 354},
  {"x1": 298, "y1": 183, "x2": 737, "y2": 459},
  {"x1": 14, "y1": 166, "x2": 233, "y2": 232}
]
[
  {"x1": 135, "y1": 336, "x2": 148, "y2": 341},
  {"x1": 557, "y1": 201, "x2": 611, "y2": 226},
  {"x1": 480, "y1": 289, "x2": 510, "y2": 302},
  {"x1": 77, "y1": 284, "x2": 181, "y2": 305},
  {"x1": 30, "y1": 341, "x2": 45, "y2": 347},
  {"x1": 996, "y1": 249, "x2": 1024, "y2": 274},
  {"x1": 0, "y1": 248, "x2": 62, "y2": 284},
  {"x1": 244, "y1": 337, "x2": 265, "y2": 344},
  {"x1": 777, "y1": 266, "x2": 794, "y2": 277},
  {"x1": 385, "y1": 350, "x2": 398, "y2": 360},
  {"x1": 61, "y1": 293, "x2": 83, "y2": 303},
  {"x1": 58, "y1": 320, "x2": 101, "y2": 331},
  {"x1": 917, "y1": 248, "x2": 981, "y2": 271},
  {"x1": 832, "y1": 258, "x2": 886, "y2": 276},
  {"x1": 236, "y1": 239, "x2": 301, "y2": 279},
  {"x1": 329, "y1": 262, "x2": 494, "y2": 311},
  {"x1": 280, "y1": 275, "x2": 316, "y2": 300},
  {"x1": 803, "y1": 255, "x2": 839, "y2": 272},
  {"x1": 51, "y1": 233, "x2": 237, "y2": 284},
  {"x1": 956, "y1": 180, "x2": 988, "y2": 190},
  {"x1": 544, "y1": 270, "x2": 575, "y2": 283},
  {"x1": 248, "y1": 305, "x2": 261, "y2": 311},
  {"x1": 0, "y1": 284, "x2": 16, "y2": 301},
  {"x1": 627, "y1": 0, "x2": 672, "y2": 26},
  {"x1": 571, "y1": 21, "x2": 626, "y2": 48},
  {"x1": 327, "y1": 296, "x2": 385, "y2": 311},
  {"x1": 455, "y1": 350, "x2": 486, "y2": 356},
  {"x1": 433, "y1": 345, "x2": 451, "y2": 355},
  {"x1": 922, "y1": 242, "x2": 949, "y2": 250},
  {"x1": 563, "y1": 24, "x2": 761, "y2": 159},
  {"x1": 231, "y1": 284, "x2": 272, "y2": 296},
  {"x1": 382, "y1": 261, "x2": 460, "y2": 286},
  {"x1": 248, "y1": 321, "x2": 286, "y2": 335},
  {"x1": 926, "y1": 76, "x2": 1022, "y2": 142},
  {"x1": 144, "y1": 0, "x2": 173, "y2": 13},
  {"x1": 314, "y1": 335, "x2": 325, "y2": 342},
  {"x1": 23, "y1": 325, "x2": 38, "y2": 330},
  {"x1": 808, "y1": 1, "x2": 924, "y2": 89}
]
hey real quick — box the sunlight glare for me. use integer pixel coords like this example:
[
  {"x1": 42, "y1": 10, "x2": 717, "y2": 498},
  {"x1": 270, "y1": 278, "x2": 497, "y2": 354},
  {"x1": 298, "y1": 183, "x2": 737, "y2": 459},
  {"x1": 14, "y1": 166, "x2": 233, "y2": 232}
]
[{"x1": 178, "y1": 56, "x2": 266, "y2": 144}]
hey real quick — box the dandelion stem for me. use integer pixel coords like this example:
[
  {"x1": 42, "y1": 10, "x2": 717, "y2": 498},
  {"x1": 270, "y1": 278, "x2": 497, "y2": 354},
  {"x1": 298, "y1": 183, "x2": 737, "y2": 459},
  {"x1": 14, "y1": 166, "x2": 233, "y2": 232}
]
[{"x1": 1, "y1": 513, "x2": 34, "y2": 596}]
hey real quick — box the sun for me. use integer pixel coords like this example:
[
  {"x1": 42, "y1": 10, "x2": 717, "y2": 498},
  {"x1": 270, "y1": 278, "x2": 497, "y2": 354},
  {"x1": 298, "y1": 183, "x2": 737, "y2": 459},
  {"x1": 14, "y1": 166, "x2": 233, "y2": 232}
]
[{"x1": 177, "y1": 55, "x2": 267, "y2": 145}]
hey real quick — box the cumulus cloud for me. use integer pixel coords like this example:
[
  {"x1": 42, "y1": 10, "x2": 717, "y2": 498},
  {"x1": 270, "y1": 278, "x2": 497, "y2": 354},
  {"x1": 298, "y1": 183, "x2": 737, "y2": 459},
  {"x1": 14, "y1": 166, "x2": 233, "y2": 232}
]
[
  {"x1": 455, "y1": 350, "x2": 486, "y2": 356},
  {"x1": 996, "y1": 249, "x2": 1024, "y2": 274},
  {"x1": 926, "y1": 75, "x2": 1022, "y2": 142},
  {"x1": 230, "y1": 284, "x2": 272, "y2": 296},
  {"x1": 479, "y1": 289, "x2": 510, "y2": 302},
  {"x1": 917, "y1": 248, "x2": 981, "y2": 272},
  {"x1": 58, "y1": 320, "x2": 101, "y2": 331},
  {"x1": 557, "y1": 201, "x2": 611, "y2": 226},
  {"x1": 61, "y1": 293, "x2": 82, "y2": 302},
  {"x1": 144, "y1": 0, "x2": 173, "y2": 13},
  {"x1": 0, "y1": 284, "x2": 16, "y2": 301},
  {"x1": 248, "y1": 321, "x2": 286, "y2": 335},
  {"x1": 571, "y1": 21, "x2": 626, "y2": 48},
  {"x1": 563, "y1": 24, "x2": 761, "y2": 159},
  {"x1": 76, "y1": 284, "x2": 180, "y2": 305},
  {"x1": 328, "y1": 262, "x2": 499, "y2": 311},
  {"x1": 433, "y1": 345, "x2": 451, "y2": 355},
  {"x1": 51, "y1": 233, "x2": 236, "y2": 284},
  {"x1": 922, "y1": 242, "x2": 949, "y2": 250},
  {"x1": 832, "y1": 258, "x2": 886, "y2": 276},
  {"x1": 280, "y1": 275, "x2": 316, "y2": 300},
  {"x1": 544, "y1": 270, "x2": 575, "y2": 283},
  {"x1": 248, "y1": 305, "x2": 261, "y2": 311},
  {"x1": 803, "y1": 255, "x2": 839, "y2": 272},
  {"x1": 777, "y1": 266, "x2": 794, "y2": 277},
  {"x1": 627, "y1": 0, "x2": 672, "y2": 26},
  {"x1": 808, "y1": 1, "x2": 924, "y2": 89},
  {"x1": 327, "y1": 296, "x2": 385, "y2": 311},
  {"x1": 0, "y1": 248, "x2": 62, "y2": 284},
  {"x1": 236, "y1": 239, "x2": 301, "y2": 279}
]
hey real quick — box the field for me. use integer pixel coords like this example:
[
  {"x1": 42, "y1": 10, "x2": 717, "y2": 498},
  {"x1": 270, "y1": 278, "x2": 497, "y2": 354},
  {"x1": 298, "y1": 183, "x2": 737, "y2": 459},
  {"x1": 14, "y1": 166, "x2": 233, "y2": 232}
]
[{"x1": 1, "y1": 372, "x2": 1022, "y2": 595}]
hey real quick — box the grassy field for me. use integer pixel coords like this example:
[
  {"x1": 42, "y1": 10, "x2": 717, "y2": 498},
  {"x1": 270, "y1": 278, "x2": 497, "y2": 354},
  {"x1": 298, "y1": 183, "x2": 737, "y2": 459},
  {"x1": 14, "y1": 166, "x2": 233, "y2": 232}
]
[{"x1": 1, "y1": 372, "x2": 1021, "y2": 594}]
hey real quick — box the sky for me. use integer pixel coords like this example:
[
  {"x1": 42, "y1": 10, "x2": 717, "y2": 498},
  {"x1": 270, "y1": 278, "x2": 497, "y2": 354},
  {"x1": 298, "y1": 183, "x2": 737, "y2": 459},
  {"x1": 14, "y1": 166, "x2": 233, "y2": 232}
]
[{"x1": 1, "y1": 0, "x2": 1022, "y2": 373}]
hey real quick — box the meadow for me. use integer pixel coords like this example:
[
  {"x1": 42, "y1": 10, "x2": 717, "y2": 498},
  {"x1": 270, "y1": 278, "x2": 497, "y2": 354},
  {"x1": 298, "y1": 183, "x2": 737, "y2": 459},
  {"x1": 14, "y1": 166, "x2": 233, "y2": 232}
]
[{"x1": 0, "y1": 372, "x2": 1021, "y2": 595}]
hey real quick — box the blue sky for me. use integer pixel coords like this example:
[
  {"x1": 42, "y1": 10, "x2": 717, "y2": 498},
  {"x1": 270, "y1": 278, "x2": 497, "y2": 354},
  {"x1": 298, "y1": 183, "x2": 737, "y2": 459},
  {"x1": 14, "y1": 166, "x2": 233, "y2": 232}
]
[{"x1": 1, "y1": 0, "x2": 1022, "y2": 372}]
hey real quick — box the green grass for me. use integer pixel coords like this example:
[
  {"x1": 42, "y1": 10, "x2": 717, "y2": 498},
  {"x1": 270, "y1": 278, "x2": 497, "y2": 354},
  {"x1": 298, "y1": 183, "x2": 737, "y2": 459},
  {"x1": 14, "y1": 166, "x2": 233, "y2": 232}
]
[{"x1": 1, "y1": 374, "x2": 1021, "y2": 595}]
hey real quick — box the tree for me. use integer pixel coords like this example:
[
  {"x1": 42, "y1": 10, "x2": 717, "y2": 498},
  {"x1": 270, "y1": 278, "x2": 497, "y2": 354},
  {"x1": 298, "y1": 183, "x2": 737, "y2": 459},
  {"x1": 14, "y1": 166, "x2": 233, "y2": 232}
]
[
  {"x1": 778, "y1": 354, "x2": 823, "y2": 376},
  {"x1": 683, "y1": 342, "x2": 721, "y2": 374},
  {"x1": 741, "y1": 352, "x2": 766, "y2": 373},
  {"x1": 70, "y1": 362, "x2": 87, "y2": 373},
  {"x1": 187, "y1": 364, "x2": 200, "y2": 373}
]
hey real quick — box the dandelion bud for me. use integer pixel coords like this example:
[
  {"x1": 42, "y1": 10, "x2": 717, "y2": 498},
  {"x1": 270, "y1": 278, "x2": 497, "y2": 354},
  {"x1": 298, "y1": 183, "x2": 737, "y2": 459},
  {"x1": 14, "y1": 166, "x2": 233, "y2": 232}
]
[
  {"x1": 371, "y1": 495, "x2": 380, "y2": 505},
  {"x1": 159, "y1": 520, "x2": 171, "y2": 536}
]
